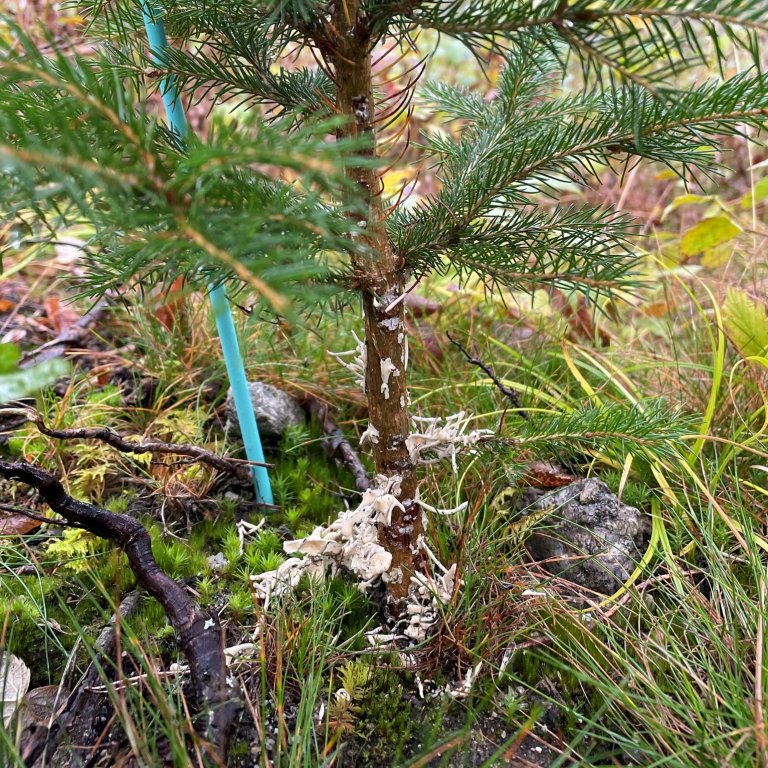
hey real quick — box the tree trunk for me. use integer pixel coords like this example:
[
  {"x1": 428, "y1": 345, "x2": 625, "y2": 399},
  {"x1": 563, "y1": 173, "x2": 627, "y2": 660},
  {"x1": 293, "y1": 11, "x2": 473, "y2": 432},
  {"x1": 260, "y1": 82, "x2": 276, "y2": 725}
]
[{"x1": 324, "y1": 5, "x2": 423, "y2": 604}]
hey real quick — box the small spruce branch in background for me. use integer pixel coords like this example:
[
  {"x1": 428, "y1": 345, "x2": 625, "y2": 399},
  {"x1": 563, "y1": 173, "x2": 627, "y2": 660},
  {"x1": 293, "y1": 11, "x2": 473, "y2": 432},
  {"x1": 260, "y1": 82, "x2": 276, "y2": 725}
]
[{"x1": 3, "y1": 0, "x2": 768, "y2": 609}]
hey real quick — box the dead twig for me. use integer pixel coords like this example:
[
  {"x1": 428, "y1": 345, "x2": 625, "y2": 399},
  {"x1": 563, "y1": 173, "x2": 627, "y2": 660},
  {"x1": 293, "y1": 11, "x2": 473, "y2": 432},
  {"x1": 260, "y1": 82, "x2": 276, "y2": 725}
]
[
  {"x1": 19, "y1": 298, "x2": 109, "y2": 368},
  {"x1": 302, "y1": 397, "x2": 371, "y2": 493},
  {"x1": 0, "y1": 460, "x2": 239, "y2": 767},
  {"x1": 0, "y1": 500, "x2": 79, "y2": 529},
  {"x1": 5, "y1": 407, "x2": 268, "y2": 481},
  {"x1": 446, "y1": 333, "x2": 528, "y2": 419}
]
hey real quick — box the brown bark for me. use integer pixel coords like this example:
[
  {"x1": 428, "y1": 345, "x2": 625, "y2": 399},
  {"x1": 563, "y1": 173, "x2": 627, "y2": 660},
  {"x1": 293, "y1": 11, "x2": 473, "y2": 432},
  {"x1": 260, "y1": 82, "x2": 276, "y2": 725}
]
[{"x1": 322, "y1": 4, "x2": 423, "y2": 604}]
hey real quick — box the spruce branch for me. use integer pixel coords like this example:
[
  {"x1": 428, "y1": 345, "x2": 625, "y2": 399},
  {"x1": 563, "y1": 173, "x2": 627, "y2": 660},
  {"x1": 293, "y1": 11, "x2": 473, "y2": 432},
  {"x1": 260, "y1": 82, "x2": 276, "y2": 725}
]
[
  {"x1": 393, "y1": 46, "x2": 768, "y2": 294},
  {"x1": 510, "y1": 400, "x2": 698, "y2": 463},
  {"x1": 0, "y1": 27, "x2": 369, "y2": 303},
  {"x1": 394, "y1": 1, "x2": 768, "y2": 85},
  {"x1": 106, "y1": 14, "x2": 336, "y2": 120}
]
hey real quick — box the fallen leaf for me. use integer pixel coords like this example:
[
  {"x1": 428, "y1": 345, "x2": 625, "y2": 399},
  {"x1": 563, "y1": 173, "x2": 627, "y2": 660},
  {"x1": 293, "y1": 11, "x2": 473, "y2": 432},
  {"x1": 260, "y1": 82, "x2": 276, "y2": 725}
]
[
  {"x1": 42, "y1": 297, "x2": 80, "y2": 334},
  {"x1": 20, "y1": 685, "x2": 63, "y2": 728},
  {"x1": 680, "y1": 215, "x2": 739, "y2": 257},
  {"x1": 0, "y1": 513, "x2": 41, "y2": 536},
  {"x1": 524, "y1": 461, "x2": 578, "y2": 489},
  {"x1": 155, "y1": 276, "x2": 187, "y2": 331},
  {"x1": 1, "y1": 653, "x2": 31, "y2": 728}
]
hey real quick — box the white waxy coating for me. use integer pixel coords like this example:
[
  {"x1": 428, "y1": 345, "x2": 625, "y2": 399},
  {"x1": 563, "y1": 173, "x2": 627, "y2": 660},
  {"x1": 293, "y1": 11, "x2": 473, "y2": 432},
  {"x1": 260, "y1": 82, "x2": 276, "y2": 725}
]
[{"x1": 379, "y1": 357, "x2": 400, "y2": 399}]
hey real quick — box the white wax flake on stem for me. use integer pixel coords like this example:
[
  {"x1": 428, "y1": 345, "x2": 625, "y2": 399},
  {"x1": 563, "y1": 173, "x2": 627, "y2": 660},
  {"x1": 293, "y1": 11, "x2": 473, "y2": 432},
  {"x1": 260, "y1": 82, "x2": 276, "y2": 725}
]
[
  {"x1": 380, "y1": 357, "x2": 399, "y2": 399},
  {"x1": 416, "y1": 498, "x2": 468, "y2": 517},
  {"x1": 400, "y1": 562, "x2": 458, "y2": 641},
  {"x1": 328, "y1": 331, "x2": 366, "y2": 391},
  {"x1": 378, "y1": 316, "x2": 400, "y2": 332},
  {"x1": 373, "y1": 290, "x2": 399, "y2": 310},
  {"x1": 406, "y1": 411, "x2": 493, "y2": 474},
  {"x1": 359, "y1": 423, "x2": 380, "y2": 447}
]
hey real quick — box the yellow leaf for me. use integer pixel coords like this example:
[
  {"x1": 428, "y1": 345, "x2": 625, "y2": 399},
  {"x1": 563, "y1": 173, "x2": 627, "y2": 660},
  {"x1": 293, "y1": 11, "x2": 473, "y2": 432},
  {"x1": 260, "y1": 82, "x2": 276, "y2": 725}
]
[
  {"x1": 700, "y1": 243, "x2": 732, "y2": 269},
  {"x1": 660, "y1": 193, "x2": 714, "y2": 222},
  {"x1": 740, "y1": 176, "x2": 768, "y2": 209},
  {"x1": 680, "y1": 216, "x2": 739, "y2": 257},
  {"x1": 723, "y1": 289, "x2": 768, "y2": 357}
]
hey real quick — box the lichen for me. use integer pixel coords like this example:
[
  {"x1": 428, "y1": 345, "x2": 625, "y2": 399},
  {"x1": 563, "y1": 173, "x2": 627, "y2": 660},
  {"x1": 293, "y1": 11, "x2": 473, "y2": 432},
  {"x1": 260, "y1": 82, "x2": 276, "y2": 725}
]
[
  {"x1": 251, "y1": 475, "x2": 406, "y2": 606},
  {"x1": 378, "y1": 316, "x2": 400, "y2": 331},
  {"x1": 328, "y1": 331, "x2": 367, "y2": 391},
  {"x1": 406, "y1": 411, "x2": 493, "y2": 473},
  {"x1": 359, "y1": 423, "x2": 380, "y2": 447}
]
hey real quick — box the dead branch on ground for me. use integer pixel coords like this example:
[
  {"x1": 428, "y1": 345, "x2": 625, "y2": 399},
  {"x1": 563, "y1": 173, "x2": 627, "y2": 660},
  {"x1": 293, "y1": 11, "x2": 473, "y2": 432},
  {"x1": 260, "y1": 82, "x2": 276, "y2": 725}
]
[
  {"x1": 2, "y1": 407, "x2": 266, "y2": 481},
  {"x1": 0, "y1": 460, "x2": 239, "y2": 766}
]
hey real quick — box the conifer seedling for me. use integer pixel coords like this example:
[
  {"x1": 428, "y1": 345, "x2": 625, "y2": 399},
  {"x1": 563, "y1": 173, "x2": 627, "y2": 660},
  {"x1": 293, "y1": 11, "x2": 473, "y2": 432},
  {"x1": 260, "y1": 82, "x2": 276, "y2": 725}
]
[{"x1": 2, "y1": 2, "x2": 768, "y2": 614}]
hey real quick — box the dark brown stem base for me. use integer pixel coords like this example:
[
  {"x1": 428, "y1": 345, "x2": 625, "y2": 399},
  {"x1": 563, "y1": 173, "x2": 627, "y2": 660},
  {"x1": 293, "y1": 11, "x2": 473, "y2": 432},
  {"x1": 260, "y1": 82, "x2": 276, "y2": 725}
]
[{"x1": 0, "y1": 460, "x2": 239, "y2": 766}]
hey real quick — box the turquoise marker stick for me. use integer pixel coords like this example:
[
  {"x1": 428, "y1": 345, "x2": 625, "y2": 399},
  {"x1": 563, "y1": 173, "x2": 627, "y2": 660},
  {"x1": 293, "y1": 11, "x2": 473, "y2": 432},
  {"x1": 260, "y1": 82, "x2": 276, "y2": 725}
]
[
  {"x1": 141, "y1": 4, "x2": 274, "y2": 505},
  {"x1": 208, "y1": 285, "x2": 273, "y2": 505}
]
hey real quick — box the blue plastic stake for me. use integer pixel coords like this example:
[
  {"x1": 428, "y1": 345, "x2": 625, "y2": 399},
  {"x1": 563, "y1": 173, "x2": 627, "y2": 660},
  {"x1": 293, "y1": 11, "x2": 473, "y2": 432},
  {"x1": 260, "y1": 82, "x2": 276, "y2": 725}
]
[{"x1": 141, "y1": 4, "x2": 274, "y2": 505}]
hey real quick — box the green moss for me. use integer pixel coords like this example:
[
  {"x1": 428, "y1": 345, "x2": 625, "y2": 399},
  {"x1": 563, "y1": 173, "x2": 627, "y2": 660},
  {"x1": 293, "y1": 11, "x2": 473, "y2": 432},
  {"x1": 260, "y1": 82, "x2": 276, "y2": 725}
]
[
  {"x1": 0, "y1": 571, "x2": 108, "y2": 686},
  {"x1": 149, "y1": 526, "x2": 207, "y2": 580},
  {"x1": 226, "y1": 587, "x2": 255, "y2": 621},
  {"x1": 132, "y1": 598, "x2": 172, "y2": 644},
  {"x1": 188, "y1": 518, "x2": 223, "y2": 551},
  {"x1": 195, "y1": 575, "x2": 217, "y2": 607},
  {"x1": 343, "y1": 668, "x2": 418, "y2": 765},
  {"x1": 221, "y1": 529, "x2": 243, "y2": 571}
]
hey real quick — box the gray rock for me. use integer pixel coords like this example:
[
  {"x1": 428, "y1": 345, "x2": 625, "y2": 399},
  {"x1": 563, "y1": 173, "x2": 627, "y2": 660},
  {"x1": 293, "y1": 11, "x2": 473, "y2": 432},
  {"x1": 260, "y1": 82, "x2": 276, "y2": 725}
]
[
  {"x1": 519, "y1": 478, "x2": 649, "y2": 595},
  {"x1": 224, "y1": 382, "x2": 305, "y2": 442}
]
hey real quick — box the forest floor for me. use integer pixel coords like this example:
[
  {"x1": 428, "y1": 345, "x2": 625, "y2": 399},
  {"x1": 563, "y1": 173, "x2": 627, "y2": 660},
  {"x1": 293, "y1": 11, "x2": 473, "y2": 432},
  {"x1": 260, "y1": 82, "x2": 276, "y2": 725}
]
[
  {"x1": 1, "y1": 161, "x2": 767, "y2": 766},
  {"x1": 1, "y1": 7, "x2": 768, "y2": 767}
]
